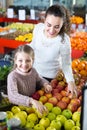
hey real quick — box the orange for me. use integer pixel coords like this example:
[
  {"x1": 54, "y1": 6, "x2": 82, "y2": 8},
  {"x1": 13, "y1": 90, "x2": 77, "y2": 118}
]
[
  {"x1": 79, "y1": 70, "x2": 87, "y2": 77},
  {"x1": 72, "y1": 59, "x2": 80, "y2": 69},
  {"x1": 77, "y1": 62, "x2": 85, "y2": 71}
]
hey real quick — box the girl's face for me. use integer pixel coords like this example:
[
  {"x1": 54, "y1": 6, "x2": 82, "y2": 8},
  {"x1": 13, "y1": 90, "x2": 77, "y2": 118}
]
[
  {"x1": 15, "y1": 52, "x2": 33, "y2": 73},
  {"x1": 44, "y1": 14, "x2": 63, "y2": 38}
]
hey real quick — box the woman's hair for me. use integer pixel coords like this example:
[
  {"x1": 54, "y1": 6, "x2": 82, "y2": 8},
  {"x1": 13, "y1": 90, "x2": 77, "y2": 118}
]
[
  {"x1": 13, "y1": 45, "x2": 34, "y2": 70},
  {"x1": 45, "y1": 4, "x2": 71, "y2": 38}
]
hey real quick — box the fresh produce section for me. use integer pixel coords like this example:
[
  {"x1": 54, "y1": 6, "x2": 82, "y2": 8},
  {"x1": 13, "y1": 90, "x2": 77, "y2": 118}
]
[
  {"x1": 0, "y1": 11, "x2": 87, "y2": 130},
  {"x1": 0, "y1": 62, "x2": 86, "y2": 130}
]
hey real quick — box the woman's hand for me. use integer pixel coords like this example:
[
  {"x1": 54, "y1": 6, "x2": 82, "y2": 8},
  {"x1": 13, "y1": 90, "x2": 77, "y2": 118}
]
[
  {"x1": 44, "y1": 84, "x2": 52, "y2": 93},
  {"x1": 67, "y1": 81, "x2": 77, "y2": 98},
  {"x1": 31, "y1": 99, "x2": 48, "y2": 114}
]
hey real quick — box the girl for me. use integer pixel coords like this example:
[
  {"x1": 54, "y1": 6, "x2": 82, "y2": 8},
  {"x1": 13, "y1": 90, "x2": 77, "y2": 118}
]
[{"x1": 7, "y1": 45, "x2": 52, "y2": 114}]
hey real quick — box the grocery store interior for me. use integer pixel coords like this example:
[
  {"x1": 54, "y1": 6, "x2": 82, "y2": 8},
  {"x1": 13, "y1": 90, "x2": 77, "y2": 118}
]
[{"x1": 0, "y1": 0, "x2": 87, "y2": 130}]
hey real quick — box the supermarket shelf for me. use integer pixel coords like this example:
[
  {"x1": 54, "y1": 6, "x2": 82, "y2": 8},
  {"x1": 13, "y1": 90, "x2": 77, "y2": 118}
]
[
  {"x1": 71, "y1": 49, "x2": 84, "y2": 59},
  {"x1": 0, "y1": 38, "x2": 27, "y2": 54},
  {"x1": 0, "y1": 17, "x2": 39, "y2": 24}
]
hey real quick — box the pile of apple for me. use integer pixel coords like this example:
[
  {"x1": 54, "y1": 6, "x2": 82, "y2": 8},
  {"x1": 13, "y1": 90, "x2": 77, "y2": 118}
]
[{"x1": 5, "y1": 71, "x2": 86, "y2": 130}]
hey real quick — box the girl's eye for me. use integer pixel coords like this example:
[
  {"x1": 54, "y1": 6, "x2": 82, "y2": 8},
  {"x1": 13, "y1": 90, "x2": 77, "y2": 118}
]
[
  {"x1": 26, "y1": 60, "x2": 31, "y2": 62},
  {"x1": 18, "y1": 60, "x2": 22, "y2": 62}
]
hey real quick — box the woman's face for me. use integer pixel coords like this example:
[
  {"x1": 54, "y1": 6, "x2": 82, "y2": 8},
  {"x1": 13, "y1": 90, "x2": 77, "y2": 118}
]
[
  {"x1": 15, "y1": 52, "x2": 33, "y2": 73},
  {"x1": 44, "y1": 14, "x2": 63, "y2": 38}
]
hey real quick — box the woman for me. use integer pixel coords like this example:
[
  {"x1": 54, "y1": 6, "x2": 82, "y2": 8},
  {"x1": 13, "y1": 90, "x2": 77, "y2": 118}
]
[{"x1": 29, "y1": 4, "x2": 77, "y2": 98}]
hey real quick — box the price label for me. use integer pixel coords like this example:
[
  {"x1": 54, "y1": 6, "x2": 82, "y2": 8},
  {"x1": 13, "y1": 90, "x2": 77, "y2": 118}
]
[
  {"x1": 18, "y1": 9, "x2": 26, "y2": 20},
  {"x1": 7, "y1": 8, "x2": 14, "y2": 18}
]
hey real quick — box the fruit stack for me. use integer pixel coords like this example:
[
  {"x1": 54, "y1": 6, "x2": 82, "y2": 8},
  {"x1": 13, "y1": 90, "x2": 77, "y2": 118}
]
[{"x1": 4, "y1": 69, "x2": 86, "y2": 130}]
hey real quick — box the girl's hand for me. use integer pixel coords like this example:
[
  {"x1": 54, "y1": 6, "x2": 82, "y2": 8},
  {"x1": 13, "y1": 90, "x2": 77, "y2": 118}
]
[
  {"x1": 31, "y1": 99, "x2": 48, "y2": 114},
  {"x1": 44, "y1": 84, "x2": 52, "y2": 93},
  {"x1": 67, "y1": 81, "x2": 77, "y2": 98}
]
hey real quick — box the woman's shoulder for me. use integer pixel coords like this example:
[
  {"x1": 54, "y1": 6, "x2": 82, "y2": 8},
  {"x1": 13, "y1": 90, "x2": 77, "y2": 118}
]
[{"x1": 34, "y1": 23, "x2": 44, "y2": 30}]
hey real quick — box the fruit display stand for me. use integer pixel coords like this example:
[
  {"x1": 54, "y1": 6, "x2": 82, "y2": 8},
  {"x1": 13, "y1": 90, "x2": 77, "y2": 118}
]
[
  {"x1": 0, "y1": 38, "x2": 27, "y2": 54},
  {"x1": 0, "y1": 17, "x2": 39, "y2": 24},
  {"x1": 0, "y1": 17, "x2": 39, "y2": 54},
  {"x1": 71, "y1": 49, "x2": 84, "y2": 59}
]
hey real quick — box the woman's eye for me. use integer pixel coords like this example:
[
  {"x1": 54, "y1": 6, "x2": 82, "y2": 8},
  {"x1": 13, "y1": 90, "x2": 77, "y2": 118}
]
[
  {"x1": 47, "y1": 23, "x2": 51, "y2": 27},
  {"x1": 54, "y1": 26, "x2": 60, "y2": 29}
]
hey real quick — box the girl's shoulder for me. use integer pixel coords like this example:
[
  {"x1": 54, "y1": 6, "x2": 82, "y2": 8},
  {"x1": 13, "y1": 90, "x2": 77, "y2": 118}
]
[{"x1": 8, "y1": 69, "x2": 17, "y2": 78}]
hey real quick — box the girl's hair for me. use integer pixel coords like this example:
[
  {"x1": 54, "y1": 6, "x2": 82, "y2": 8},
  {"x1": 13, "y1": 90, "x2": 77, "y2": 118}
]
[
  {"x1": 13, "y1": 45, "x2": 34, "y2": 70},
  {"x1": 45, "y1": 4, "x2": 71, "y2": 39}
]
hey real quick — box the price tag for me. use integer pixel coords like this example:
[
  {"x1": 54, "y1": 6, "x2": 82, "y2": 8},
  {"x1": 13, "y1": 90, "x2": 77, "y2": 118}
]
[
  {"x1": 30, "y1": 9, "x2": 35, "y2": 19},
  {"x1": 85, "y1": 14, "x2": 87, "y2": 26},
  {"x1": 18, "y1": 9, "x2": 26, "y2": 20},
  {"x1": 7, "y1": 8, "x2": 14, "y2": 18}
]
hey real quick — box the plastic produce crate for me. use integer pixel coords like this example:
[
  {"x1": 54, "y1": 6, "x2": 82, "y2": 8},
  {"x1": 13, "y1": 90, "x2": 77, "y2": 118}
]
[{"x1": 0, "y1": 60, "x2": 11, "y2": 67}]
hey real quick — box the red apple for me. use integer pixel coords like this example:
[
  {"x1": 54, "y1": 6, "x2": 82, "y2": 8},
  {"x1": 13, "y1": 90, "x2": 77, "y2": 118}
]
[
  {"x1": 70, "y1": 98, "x2": 81, "y2": 107},
  {"x1": 56, "y1": 72, "x2": 64, "y2": 81},
  {"x1": 37, "y1": 90, "x2": 45, "y2": 96},
  {"x1": 44, "y1": 93, "x2": 52, "y2": 99},
  {"x1": 53, "y1": 93, "x2": 62, "y2": 101},
  {"x1": 50, "y1": 79, "x2": 58, "y2": 89},
  {"x1": 56, "y1": 84, "x2": 64, "y2": 92},
  {"x1": 60, "y1": 90, "x2": 68, "y2": 97},
  {"x1": 61, "y1": 97, "x2": 71, "y2": 104},
  {"x1": 77, "y1": 89, "x2": 82, "y2": 97},
  {"x1": 79, "y1": 95, "x2": 82, "y2": 103},
  {"x1": 57, "y1": 100, "x2": 67, "y2": 110},
  {"x1": 32, "y1": 92, "x2": 40, "y2": 100},
  {"x1": 39, "y1": 96, "x2": 48, "y2": 104},
  {"x1": 48, "y1": 97, "x2": 58, "y2": 106},
  {"x1": 77, "y1": 106, "x2": 81, "y2": 112},
  {"x1": 51, "y1": 88, "x2": 59, "y2": 95},
  {"x1": 58, "y1": 81, "x2": 66, "y2": 87},
  {"x1": 67, "y1": 103, "x2": 78, "y2": 113}
]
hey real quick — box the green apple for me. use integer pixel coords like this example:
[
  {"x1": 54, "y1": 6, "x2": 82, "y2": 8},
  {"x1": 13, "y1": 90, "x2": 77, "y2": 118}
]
[
  {"x1": 44, "y1": 102, "x2": 53, "y2": 112},
  {"x1": 25, "y1": 120, "x2": 34, "y2": 129},
  {"x1": 47, "y1": 112, "x2": 56, "y2": 121},
  {"x1": 18, "y1": 111, "x2": 27, "y2": 119},
  {"x1": 76, "y1": 120, "x2": 80, "y2": 127},
  {"x1": 39, "y1": 117, "x2": 50, "y2": 128},
  {"x1": 71, "y1": 126, "x2": 80, "y2": 130},
  {"x1": 62, "y1": 109, "x2": 72, "y2": 119},
  {"x1": 25, "y1": 107, "x2": 35, "y2": 114},
  {"x1": 39, "y1": 96, "x2": 48, "y2": 104},
  {"x1": 11, "y1": 106, "x2": 21, "y2": 114},
  {"x1": 50, "y1": 119, "x2": 62, "y2": 130},
  {"x1": 33, "y1": 105, "x2": 48, "y2": 118},
  {"x1": 52, "y1": 106, "x2": 62, "y2": 115},
  {"x1": 27, "y1": 113, "x2": 38, "y2": 125},
  {"x1": 6, "y1": 111, "x2": 13, "y2": 119},
  {"x1": 13, "y1": 113, "x2": 26, "y2": 127},
  {"x1": 72, "y1": 111, "x2": 80, "y2": 122},
  {"x1": 34, "y1": 124, "x2": 45, "y2": 130},
  {"x1": 56, "y1": 114, "x2": 67, "y2": 126},
  {"x1": 46, "y1": 126, "x2": 56, "y2": 130},
  {"x1": 18, "y1": 105, "x2": 26, "y2": 111},
  {"x1": 64, "y1": 119, "x2": 75, "y2": 130}
]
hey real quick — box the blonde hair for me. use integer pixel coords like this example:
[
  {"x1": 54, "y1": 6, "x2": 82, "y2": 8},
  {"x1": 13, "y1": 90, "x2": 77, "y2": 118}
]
[{"x1": 13, "y1": 45, "x2": 34, "y2": 70}]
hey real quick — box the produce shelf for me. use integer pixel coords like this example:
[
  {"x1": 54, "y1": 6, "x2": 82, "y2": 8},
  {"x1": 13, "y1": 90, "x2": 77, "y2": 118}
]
[
  {"x1": 0, "y1": 17, "x2": 39, "y2": 24},
  {"x1": 0, "y1": 38, "x2": 27, "y2": 54},
  {"x1": 71, "y1": 49, "x2": 84, "y2": 59}
]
